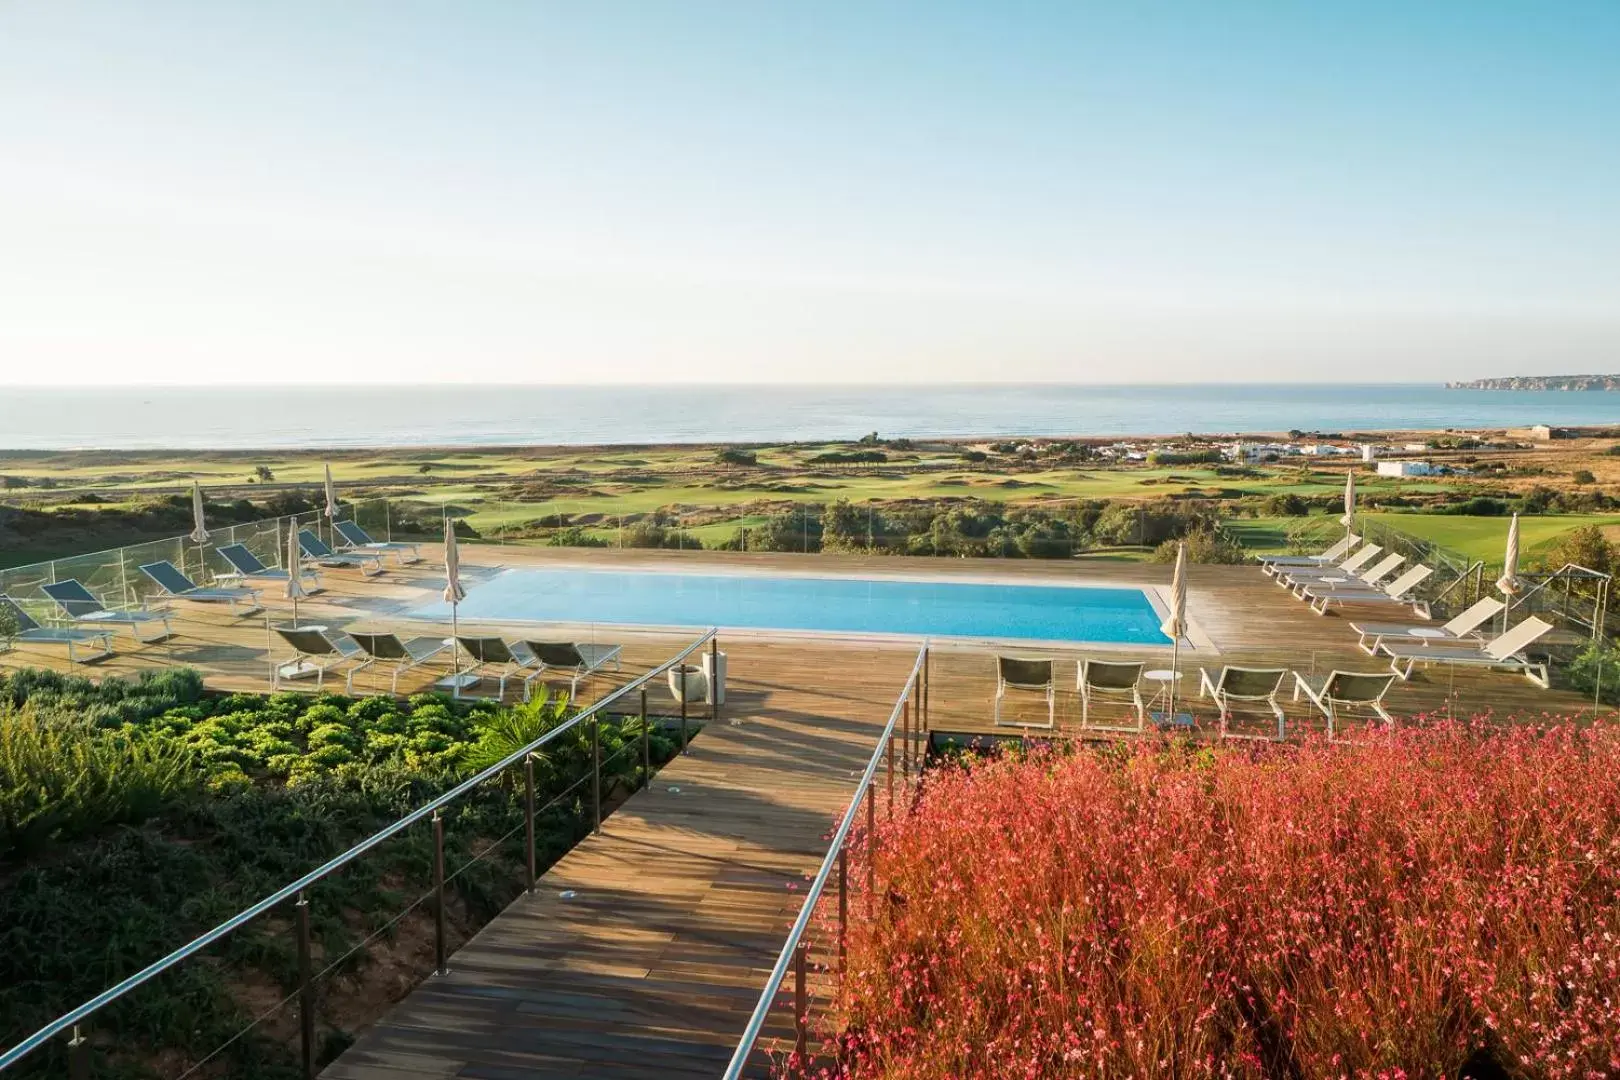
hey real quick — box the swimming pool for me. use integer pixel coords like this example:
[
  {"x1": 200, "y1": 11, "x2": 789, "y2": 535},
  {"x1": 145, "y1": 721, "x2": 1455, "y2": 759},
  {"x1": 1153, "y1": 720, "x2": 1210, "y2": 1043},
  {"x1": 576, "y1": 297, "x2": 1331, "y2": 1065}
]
[{"x1": 406, "y1": 568, "x2": 1173, "y2": 645}]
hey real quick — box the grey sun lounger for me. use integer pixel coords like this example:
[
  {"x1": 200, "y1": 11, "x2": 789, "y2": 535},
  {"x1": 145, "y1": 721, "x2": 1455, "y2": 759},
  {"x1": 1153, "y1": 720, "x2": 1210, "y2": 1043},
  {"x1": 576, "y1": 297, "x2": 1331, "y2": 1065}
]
[
  {"x1": 1296, "y1": 565, "x2": 1435, "y2": 617},
  {"x1": 520, "y1": 641, "x2": 624, "y2": 700},
  {"x1": 41, "y1": 579, "x2": 174, "y2": 644},
  {"x1": 1199, "y1": 666, "x2": 1288, "y2": 742},
  {"x1": 216, "y1": 544, "x2": 323, "y2": 589},
  {"x1": 0, "y1": 596, "x2": 115, "y2": 665},
  {"x1": 1349, "y1": 596, "x2": 1505, "y2": 656},
  {"x1": 994, "y1": 655, "x2": 1055, "y2": 729},
  {"x1": 1259, "y1": 533, "x2": 1361, "y2": 576},
  {"x1": 1078, "y1": 659, "x2": 1145, "y2": 735},
  {"x1": 1378, "y1": 616, "x2": 1555, "y2": 688},
  {"x1": 298, "y1": 530, "x2": 384, "y2": 577},
  {"x1": 1292, "y1": 670, "x2": 1398, "y2": 740},
  {"x1": 444, "y1": 637, "x2": 538, "y2": 699},
  {"x1": 138, "y1": 561, "x2": 262, "y2": 614},
  {"x1": 333, "y1": 520, "x2": 421, "y2": 566},
  {"x1": 344, "y1": 632, "x2": 452, "y2": 694},
  {"x1": 272, "y1": 626, "x2": 366, "y2": 689}
]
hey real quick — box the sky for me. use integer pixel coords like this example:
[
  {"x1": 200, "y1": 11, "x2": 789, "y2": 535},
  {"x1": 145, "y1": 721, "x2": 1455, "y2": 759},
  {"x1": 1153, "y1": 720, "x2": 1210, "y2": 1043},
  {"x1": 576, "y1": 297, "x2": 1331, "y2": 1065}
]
[{"x1": 0, "y1": 1, "x2": 1616, "y2": 386}]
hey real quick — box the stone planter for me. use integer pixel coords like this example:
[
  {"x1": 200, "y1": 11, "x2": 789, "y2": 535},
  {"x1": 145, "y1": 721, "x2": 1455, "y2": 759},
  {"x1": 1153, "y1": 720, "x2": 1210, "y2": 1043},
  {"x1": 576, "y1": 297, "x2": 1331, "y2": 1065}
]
[{"x1": 668, "y1": 664, "x2": 708, "y2": 704}]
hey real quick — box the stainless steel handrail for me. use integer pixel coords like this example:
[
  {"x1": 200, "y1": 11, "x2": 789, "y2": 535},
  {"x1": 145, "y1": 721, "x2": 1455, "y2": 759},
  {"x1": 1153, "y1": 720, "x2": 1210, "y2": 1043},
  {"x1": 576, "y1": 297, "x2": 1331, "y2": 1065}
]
[
  {"x1": 0, "y1": 628, "x2": 718, "y2": 1073},
  {"x1": 721, "y1": 641, "x2": 928, "y2": 1080}
]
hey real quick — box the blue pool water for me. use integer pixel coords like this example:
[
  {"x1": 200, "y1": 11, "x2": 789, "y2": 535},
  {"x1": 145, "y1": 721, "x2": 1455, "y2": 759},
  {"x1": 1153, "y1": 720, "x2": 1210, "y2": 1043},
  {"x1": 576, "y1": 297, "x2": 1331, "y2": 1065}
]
[{"x1": 407, "y1": 568, "x2": 1171, "y2": 644}]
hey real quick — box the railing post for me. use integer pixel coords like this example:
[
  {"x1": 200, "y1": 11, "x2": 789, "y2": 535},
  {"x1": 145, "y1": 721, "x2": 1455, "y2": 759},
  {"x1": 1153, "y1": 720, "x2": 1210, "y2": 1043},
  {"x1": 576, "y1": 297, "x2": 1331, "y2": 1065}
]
[
  {"x1": 710, "y1": 635, "x2": 720, "y2": 724},
  {"x1": 886, "y1": 731, "x2": 895, "y2": 819},
  {"x1": 591, "y1": 714, "x2": 602, "y2": 834},
  {"x1": 902, "y1": 694, "x2": 911, "y2": 780},
  {"x1": 837, "y1": 844, "x2": 848, "y2": 978},
  {"x1": 296, "y1": 892, "x2": 316, "y2": 1080},
  {"x1": 67, "y1": 1024, "x2": 88, "y2": 1080},
  {"x1": 793, "y1": 940, "x2": 808, "y2": 1069},
  {"x1": 640, "y1": 687, "x2": 650, "y2": 783},
  {"x1": 524, "y1": 755, "x2": 537, "y2": 892},
  {"x1": 923, "y1": 646, "x2": 931, "y2": 734},
  {"x1": 679, "y1": 683, "x2": 688, "y2": 754},
  {"x1": 432, "y1": 810, "x2": 448, "y2": 976},
  {"x1": 865, "y1": 788, "x2": 875, "y2": 919}
]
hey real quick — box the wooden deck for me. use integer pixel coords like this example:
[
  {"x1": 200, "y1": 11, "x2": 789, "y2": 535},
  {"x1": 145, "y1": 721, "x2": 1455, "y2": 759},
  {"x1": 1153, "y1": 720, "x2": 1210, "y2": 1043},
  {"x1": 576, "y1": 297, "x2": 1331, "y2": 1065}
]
[{"x1": 1, "y1": 544, "x2": 1605, "y2": 1077}]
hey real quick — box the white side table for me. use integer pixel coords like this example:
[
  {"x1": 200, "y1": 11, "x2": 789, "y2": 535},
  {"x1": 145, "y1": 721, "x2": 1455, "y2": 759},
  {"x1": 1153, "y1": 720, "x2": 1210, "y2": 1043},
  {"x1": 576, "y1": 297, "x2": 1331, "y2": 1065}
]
[{"x1": 1142, "y1": 669, "x2": 1193, "y2": 728}]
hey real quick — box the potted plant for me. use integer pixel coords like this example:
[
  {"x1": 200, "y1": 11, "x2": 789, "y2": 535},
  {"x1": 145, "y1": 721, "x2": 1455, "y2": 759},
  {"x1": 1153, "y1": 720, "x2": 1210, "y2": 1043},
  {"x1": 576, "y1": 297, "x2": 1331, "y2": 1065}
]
[{"x1": 667, "y1": 663, "x2": 707, "y2": 704}]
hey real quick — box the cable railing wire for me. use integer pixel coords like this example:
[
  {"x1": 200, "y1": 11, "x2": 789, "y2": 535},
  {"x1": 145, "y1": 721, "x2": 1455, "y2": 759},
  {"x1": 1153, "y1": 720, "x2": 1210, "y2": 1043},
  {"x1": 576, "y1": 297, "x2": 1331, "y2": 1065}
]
[{"x1": 0, "y1": 629, "x2": 716, "y2": 1074}]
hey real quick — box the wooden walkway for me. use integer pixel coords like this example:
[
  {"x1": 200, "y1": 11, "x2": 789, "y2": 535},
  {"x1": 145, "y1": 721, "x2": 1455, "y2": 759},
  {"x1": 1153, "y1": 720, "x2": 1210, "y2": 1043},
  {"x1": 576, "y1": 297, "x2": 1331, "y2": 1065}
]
[{"x1": 322, "y1": 641, "x2": 911, "y2": 1080}]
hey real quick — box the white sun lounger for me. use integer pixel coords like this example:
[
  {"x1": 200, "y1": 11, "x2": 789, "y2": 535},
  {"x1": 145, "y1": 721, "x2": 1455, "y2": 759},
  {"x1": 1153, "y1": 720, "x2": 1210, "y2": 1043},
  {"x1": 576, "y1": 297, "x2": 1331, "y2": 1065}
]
[
  {"x1": 333, "y1": 520, "x2": 422, "y2": 566},
  {"x1": 139, "y1": 561, "x2": 262, "y2": 614},
  {"x1": 1276, "y1": 544, "x2": 1384, "y2": 588},
  {"x1": 1297, "y1": 565, "x2": 1435, "y2": 616},
  {"x1": 1078, "y1": 659, "x2": 1145, "y2": 735},
  {"x1": 41, "y1": 579, "x2": 174, "y2": 644},
  {"x1": 0, "y1": 596, "x2": 114, "y2": 665},
  {"x1": 1378, "y1": 616, "x2": 1555, "y2": 687},
  {"x1": 1259, "y1": 533, "x2": 1360, "y2": 576},
  {"x1": 1349, "y1": 596, "x2": 1505, "y2": 656},
  {"x1": 1286, "y1": 551, "x2": 1405, "y2": 596}
]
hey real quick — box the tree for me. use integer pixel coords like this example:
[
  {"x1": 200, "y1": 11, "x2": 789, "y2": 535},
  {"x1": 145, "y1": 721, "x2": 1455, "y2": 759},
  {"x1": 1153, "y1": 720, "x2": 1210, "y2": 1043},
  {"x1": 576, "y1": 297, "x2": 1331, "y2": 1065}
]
[
  {"x1": 1540, "y1": 524, "x2": 1615, "y2": 575},
  {"x1": 253, "y1": 465, "x2": 275, "y2": 482},
  {"x1": 716, "y1": 448, "x2": 757, "y2": 468},
  {"x1": 1573, "y1": 469, "x2": 1596, "y2": 485}
]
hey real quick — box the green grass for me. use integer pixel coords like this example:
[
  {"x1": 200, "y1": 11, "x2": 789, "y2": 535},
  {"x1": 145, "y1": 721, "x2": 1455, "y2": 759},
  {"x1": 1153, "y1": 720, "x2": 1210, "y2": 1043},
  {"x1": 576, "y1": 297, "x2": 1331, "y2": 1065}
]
[{"x1": 1361, "y1": 513, "x2": 1620, "y2": 566}]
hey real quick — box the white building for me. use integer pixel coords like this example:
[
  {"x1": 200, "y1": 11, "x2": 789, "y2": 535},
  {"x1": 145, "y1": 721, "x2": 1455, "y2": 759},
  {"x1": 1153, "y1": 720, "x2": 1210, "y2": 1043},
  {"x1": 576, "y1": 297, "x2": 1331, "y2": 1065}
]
[
  {"x1": 1403, "y1": 442, "x2": 1428, "y2": 452},
  {"x1": 1377, "y1": 460, "x2": 1434, "y2": 477},
  {"x1": 1361, "y1": 444, "x2": 1378, "y2": 462}
]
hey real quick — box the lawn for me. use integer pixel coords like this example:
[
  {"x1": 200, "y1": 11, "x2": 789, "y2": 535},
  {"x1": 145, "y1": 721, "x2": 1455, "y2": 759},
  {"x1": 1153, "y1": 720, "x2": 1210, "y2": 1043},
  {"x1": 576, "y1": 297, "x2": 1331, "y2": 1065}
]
[{"x1": 1362, "y1": 512, "x2": 1620, "y2": 566}]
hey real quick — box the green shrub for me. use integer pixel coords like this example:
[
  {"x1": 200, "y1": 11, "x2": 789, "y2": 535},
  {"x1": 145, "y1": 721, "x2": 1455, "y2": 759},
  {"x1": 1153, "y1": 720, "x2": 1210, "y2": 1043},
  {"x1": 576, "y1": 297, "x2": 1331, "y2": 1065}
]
[{"x1": 1567, "y1": 639, "x2": 1620, "y2": 705}]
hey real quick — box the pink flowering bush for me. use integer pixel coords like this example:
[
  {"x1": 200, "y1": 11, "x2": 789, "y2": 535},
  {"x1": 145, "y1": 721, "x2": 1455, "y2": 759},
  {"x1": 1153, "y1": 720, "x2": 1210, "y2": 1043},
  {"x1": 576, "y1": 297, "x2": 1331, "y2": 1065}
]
[{"x1": 819, "y1": 722, "x2": 1620, "y2": 1079}]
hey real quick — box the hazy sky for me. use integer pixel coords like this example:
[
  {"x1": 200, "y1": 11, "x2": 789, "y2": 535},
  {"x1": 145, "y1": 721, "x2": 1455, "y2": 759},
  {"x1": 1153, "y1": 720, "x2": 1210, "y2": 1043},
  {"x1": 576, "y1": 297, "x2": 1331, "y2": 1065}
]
[{"x1": 1, "y1": 2, "x2": 1616, "y2": 385}]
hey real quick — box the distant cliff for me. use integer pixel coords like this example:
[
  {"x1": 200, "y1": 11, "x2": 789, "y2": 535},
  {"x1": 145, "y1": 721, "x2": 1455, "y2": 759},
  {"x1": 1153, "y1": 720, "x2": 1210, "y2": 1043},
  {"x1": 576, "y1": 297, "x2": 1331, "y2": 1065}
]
[{"x1": 1448, "y1": 375, "x2": 1620, "y2": 391}]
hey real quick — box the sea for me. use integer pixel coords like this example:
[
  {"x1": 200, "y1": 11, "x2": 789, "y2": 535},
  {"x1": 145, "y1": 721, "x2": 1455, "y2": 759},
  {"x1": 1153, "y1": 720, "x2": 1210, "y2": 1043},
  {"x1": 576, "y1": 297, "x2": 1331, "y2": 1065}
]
[{"x1": 1, "y1": 383, "x2": 1617, "y2": 450}]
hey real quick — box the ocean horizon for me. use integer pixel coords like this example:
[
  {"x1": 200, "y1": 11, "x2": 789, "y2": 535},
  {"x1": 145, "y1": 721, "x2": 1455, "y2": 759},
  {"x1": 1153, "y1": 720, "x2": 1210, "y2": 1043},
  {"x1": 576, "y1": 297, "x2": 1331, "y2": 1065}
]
[{"x1": 2, "y1": 383, "x2": 1616, "y2": 451}]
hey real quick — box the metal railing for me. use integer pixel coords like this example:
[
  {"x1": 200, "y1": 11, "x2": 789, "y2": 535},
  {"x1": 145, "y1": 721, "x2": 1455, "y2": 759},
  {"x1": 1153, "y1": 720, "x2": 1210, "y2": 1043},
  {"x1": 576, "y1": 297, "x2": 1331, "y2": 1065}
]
[
  {"x1": 0, "y1": 496, "x2": 408, "y2": 615},
  {"x1": 1507, "y1": 563, "x2": 1612, "y2": 641},
  {"x1": 0, "y1": 629, "x2": 721, "y2": 1078},
  {"x1": 722, "y1": 641, "x2": 930, "y2": 1079}
]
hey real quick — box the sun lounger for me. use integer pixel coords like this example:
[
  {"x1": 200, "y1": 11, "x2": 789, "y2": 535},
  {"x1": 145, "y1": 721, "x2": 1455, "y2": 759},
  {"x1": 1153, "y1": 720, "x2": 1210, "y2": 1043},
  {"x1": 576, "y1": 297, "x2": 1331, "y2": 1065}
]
[
  {"x1": 0, "y1": 596, "x2": 114, "y2": 665},
  {"x1": 1297, "y1": 565, "x2": 1435, "y2": 616},
  {"x1": 1259, "y1": 533, "x2": 1361, "y2": 576},
  {"x1": 333, "y1": 520, "x2": 422, "y2": 566},
  {"x1": 272, "y1": 626, "x2": 366, "y2": 689},
  {"x1": 1275, "y1": 544, "x2": 1383, "y2": 588},
  {"x1": 216, "y1": 543, "x2": 323, "y2": 589},
  {"x1": 1199, "y1": 666, "x2": 1288, "y2": 741},
  {"x1": 1378, "y1": 616, "x2": 1554, "y2": 687},
  {"x1": 519, "y1": 641, "x2": 624, "y2": 701},
  {"x1": 1286, "y1": 552, "x2": 1404, "y2": 595},
  {"x1": 1349, "y1": 596, "x2": 1505, "y2": 656},
  {"x1": 1078, "y1": 659, "x2": 1145, "y2": 734},
  {"x1": 298, "y1": 530, "x2": 384, "y2": 577},
  {"x1": 138, "y1": 561, "x2": 262, "y2": 614},
  {"x1": 994, "y1": 656, "x2": 1055, "y2": 729},
  {"x1": 344, "y1": 631, "x2": 452, "y2": 694},
  {"x1": 41, "y1": 579, "x2": 174, "y2": 644},
  {"x1": 1292, "y1": 670, "x2": 1397, "y2": 740},
  {"x1": 445, "y1": 637, "x2": 537, "y2": 699}
]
